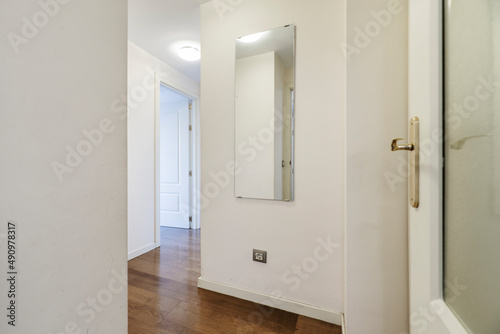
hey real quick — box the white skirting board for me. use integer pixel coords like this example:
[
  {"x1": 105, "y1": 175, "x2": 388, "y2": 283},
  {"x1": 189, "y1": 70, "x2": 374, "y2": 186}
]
[
  {"x1": 198, "y1": 277, "x2": 343, "y2": 326},
  {"x1": 128, "y1": 243, "x2": 157, "y2": 260}
]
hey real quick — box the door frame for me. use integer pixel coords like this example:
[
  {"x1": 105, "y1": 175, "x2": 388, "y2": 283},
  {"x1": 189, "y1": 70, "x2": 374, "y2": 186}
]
[
  {"x1": 408, "y1": 0, "x2": 468, "y2": 332},
  {"x1": 154, "y1": 73, "x2": 201, "y2": 247}
]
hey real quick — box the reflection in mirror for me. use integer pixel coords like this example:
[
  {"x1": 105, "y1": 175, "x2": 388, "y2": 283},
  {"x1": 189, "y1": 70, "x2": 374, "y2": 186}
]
[{"x1": 234, "y1": 25, "x2": 295, "y2": 201}]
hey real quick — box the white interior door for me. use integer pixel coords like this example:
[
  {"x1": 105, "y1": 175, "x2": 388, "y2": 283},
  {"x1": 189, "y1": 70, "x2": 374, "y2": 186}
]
[
  {"x1": 159, "y1": 85, "x2": 191, "y2": 229},
  {"x1": 409, "y1": 0, "x2": 486, "y2": 334}
]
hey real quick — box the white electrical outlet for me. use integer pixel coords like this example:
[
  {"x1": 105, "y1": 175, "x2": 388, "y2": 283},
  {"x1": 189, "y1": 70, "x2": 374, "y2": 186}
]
[{"x1": 253, "y1": 249, "x2": 267, "y2": 263}]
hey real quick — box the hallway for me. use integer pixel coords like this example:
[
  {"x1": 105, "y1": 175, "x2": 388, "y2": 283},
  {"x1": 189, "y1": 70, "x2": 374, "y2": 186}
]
[{"x1": 128, "y1": 227, "x2": 342, "y2": 333}]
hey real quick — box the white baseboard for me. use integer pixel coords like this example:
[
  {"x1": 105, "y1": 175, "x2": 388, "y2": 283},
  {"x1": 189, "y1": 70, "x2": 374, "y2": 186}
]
[
  {"x1": 198, "y1": 277, "x2": 343, "y2": 326},
  {"x1": 128, "y1": 243, "x2": 156, "y2": 260}
]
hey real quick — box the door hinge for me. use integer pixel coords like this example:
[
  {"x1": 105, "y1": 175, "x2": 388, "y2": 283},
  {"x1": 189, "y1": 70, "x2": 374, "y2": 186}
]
[
  {"x1": 189, "y1": 125, "x2": 192, "y2": 131},
  {"x1": 189, "y1": 170, "x2": 192, "y2": 177},
  {"x1": 189, "y1": 216, "x2": 192, "y2": 223},
  {"x1": 188, "y1": 101, "x2": 193, "y2": 110}
]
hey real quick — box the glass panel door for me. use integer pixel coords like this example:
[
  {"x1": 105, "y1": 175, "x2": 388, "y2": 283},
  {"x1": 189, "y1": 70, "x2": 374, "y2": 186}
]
[{"x1": 444, "y1": 0, "x2": 500, "y2": 332}]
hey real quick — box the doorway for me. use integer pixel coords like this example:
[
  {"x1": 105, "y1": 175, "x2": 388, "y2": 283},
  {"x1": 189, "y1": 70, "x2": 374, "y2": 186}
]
[{"x1": 154, "y1": 78, "x2": 200, "y2": 246}]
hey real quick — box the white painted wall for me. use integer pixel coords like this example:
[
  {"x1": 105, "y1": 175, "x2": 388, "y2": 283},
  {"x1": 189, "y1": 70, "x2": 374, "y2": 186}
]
[
  {"x1": 200, "y1": 0, "x2": 345, "y2": 321},
  {"x1": 0, "y1": 1, "x2": 127, "y2": 333},
  {"x1": 128, "y1": 41, "x2": 199, "y2": 259},
  {"x1": 202, "y1": 0, "x2": 410, "y2": 330},
  {"x1": 344, "y1": 0, "x2": 409, "y2": 333}
]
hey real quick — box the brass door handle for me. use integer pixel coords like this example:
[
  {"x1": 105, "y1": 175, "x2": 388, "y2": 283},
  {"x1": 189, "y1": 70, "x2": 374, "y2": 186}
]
[
  {"x1": 391, "y1": 138, "x2": 414, "y2": 151},
  {"x1": 391, "y1": 117, "x2": 419, "y2": 208}
]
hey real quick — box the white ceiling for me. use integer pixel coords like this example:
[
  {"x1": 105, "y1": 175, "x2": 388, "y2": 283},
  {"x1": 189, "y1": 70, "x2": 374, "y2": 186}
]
[
  {"x1": 235, "y1": 25, "x2": 295, "y2": 68},
  {"x1": 128, "y1": 0, "x2": 203, "y2": 82}
]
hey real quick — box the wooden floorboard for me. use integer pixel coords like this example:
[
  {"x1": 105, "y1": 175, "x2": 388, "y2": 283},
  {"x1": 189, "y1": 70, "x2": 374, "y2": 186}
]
[{"x1": 128, "y1": 227, "x2": 341, "y2": 334}]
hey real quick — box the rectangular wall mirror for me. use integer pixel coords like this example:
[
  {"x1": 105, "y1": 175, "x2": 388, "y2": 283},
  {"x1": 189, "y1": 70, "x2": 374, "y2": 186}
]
[{"x1": 234, "y1": 24, "x2": 295, "y2": 201}]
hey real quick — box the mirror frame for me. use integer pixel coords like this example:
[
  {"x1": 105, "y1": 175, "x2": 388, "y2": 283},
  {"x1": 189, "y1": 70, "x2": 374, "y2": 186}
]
[{"x1": 233, "y1": 24, "x2": 296, "y2": 201}]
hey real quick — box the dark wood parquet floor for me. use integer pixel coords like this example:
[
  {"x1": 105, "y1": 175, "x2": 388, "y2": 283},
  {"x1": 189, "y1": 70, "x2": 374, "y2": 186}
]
[{"x1": 128, "y1": 227, "x2": 342, "y2": 334}]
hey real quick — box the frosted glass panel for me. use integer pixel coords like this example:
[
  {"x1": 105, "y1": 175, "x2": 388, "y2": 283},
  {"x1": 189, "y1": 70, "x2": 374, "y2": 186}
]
[{"x1": 444, "y1": 0, "x2": 500, "y2": 332}]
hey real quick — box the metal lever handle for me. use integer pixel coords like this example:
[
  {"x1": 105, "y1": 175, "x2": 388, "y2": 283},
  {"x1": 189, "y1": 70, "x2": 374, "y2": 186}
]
[
  {"x1": 391, "y1": 138, "x2": 414, "y2": 151},
  {"x1": 391, "y1": 117, "x2": 419, "y2": 208}
]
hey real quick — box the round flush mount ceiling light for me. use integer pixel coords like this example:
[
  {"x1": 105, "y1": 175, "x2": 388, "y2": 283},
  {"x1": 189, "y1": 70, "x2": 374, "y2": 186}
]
[
  {"x1": 237, "y1": 32, "x2": 264, "y2": 43},
  {"x1": 177, "y1": 46, "x2": 200, "y2": 61}
]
